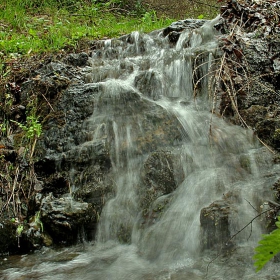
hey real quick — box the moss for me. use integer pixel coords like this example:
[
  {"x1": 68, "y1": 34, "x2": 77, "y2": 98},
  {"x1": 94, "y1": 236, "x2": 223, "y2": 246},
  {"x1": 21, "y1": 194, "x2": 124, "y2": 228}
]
[
  {"x1": 239, "y1": 155, "x2": 251, "y2": 173},
  {"x1": 117, "y1": 224, "x2": 132, "y2": 244}
]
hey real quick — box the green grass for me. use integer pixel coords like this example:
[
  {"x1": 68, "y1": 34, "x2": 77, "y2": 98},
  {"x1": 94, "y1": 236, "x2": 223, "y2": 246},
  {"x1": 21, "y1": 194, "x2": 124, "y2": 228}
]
[{"x1": 0, "y1": 0, "x2": 175, "y2": 57}]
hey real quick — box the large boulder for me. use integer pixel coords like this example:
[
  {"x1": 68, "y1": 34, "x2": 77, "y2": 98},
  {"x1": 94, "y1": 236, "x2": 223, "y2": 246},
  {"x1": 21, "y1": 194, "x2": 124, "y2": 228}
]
[
  {"x1": 200, "y1": 199, "x2": 235, "y2": 252},
  {"x1": 39, "y1": 193, "x2": 95, "y2": 244},
  {"x1": 139, "y1": 151, "x2": 178, "y2": 222}
]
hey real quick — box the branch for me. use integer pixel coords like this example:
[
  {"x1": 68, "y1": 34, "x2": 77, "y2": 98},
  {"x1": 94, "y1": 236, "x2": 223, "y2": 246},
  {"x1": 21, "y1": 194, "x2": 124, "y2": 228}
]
[{"x1": 206, "y1": 206, "x2": 280, "y2": 278}]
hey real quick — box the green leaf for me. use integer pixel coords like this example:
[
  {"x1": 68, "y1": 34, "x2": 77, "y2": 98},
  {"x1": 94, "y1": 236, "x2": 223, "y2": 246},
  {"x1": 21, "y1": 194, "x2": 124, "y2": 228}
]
[
  {"x1": 28, "y1": 28, "x2": 37, "y2": 37},
  {"x1": 198, "y1": 14, "x2": 204, "y2": 19},
  {"x1": 254, "y1": 218, "x2": 280, "y2": 271},
  {"x1": 16, "y1": 224, "x2": 24, "y2": 237}
]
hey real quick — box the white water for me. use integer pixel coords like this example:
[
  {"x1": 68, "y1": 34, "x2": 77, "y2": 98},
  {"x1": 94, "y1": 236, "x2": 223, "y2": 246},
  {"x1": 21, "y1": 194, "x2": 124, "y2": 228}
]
[{"x1": 2, "y1": 18, "x2": 280, "y2": 280}]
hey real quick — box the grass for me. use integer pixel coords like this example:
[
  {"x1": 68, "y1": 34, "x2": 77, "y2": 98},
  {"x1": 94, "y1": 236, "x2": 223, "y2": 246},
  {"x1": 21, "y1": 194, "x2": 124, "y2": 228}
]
[
  {"x1": 0, "y1": 0, "x2": 175, "y2": 57},
  {"x1": 142, "y1": 0, "x2": 220, "y2": 20}
]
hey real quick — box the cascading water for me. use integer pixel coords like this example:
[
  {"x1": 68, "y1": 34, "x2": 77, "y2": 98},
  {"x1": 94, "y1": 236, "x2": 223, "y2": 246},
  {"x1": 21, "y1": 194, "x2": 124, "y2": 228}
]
[{"x1": 2, "y1": 17, "x2": 280, "y2": 280}]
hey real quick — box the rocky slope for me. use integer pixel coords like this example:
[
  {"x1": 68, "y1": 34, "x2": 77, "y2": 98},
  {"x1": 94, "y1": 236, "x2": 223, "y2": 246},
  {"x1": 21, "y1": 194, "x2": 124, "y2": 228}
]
[{"x1": 0, "y1": 0, "x2": 279, "y2": 255}]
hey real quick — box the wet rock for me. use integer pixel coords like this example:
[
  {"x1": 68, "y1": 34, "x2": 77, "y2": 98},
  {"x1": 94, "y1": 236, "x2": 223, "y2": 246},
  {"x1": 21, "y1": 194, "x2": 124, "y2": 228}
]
[
  {"x1": 7, "y1": 5, "x2": 280, "y2": 253},
  {"x1": 72, "y1": 165, "x2": 115, "y2": 239},
  {"x1": 31, "y1": 56, "x2": 184, "y2": 245},
  {"x1": 66, "y1": 52, "x2": 89, "y2": 67},
  {"x1": 21, "y1": 62, "x2": 72, "y2": 102},
  {"x1": 239, "y1": 105, "x2": 268, "y2": 127},
  {"x1": 273, "y1": 128, "x2": 280, "y2": 147},
  {"x1": 0, "y1": 221, "x2": 18, "y2": 255},
  {"x1": 40, "y1": 174, "x2": 69, "y2": 196},
  {"x1": 40, "y1": 193, "x2": 95, "y2": 245},
  {"x1": 0, "y1": 218, "x2": 44, "y2": 254},
  {"x1": 256, "y1": 119, "x2": 280, "y2": 146},
  {"x1": 200, "y1": 199, "x2": 235, "y2": 252},
  {"x1": 134, "y1": 70, "x2": 162, "y2": 100},
  {"x1": 142, "y1": 194, "x2": 173, "y2": 226},
  {"x1": 163, "y1": 19, "x2": 206, "y2": 44},
  {"x1": 140, "y1": 151, "x2": 177, "y2": 216},
  {"x1": 238, "y1": 106, "x2": 280, "y2": 148},
  {"x1": 21, "y1": 211, "x2": 52, "y2": 249}
]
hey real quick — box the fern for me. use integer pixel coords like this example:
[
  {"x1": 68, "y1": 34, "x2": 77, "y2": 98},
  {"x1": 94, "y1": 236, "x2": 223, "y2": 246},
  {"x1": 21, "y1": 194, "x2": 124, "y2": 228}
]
[{"x1": 254, "y1": 217, "x2": 280, "y2": 271}]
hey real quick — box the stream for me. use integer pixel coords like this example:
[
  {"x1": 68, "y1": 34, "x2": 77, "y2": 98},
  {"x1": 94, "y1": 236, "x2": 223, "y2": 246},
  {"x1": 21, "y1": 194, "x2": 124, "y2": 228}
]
[{"x1": 1, "y1": 17, "x2": 280, "y2": 280}]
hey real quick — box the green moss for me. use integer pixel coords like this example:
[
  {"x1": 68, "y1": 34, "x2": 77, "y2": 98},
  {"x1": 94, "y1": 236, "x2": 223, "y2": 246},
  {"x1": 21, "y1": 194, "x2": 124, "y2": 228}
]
[{"x1": 239, "y1": 155, "x2": 251, "y2": 172}]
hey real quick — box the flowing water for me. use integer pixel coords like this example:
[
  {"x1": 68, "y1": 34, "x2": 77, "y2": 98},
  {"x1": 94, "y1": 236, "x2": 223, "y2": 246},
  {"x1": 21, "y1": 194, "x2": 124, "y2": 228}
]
[{"x1": 2, "y1": 18, "x2": 280, "y2": 279}]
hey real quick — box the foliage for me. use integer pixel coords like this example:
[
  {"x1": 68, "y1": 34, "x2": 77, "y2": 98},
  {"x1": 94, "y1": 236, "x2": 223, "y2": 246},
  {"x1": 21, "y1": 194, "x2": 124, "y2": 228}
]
[
  {"x1": 0, "y1": 118, "x2": 11, "y2": 137},
  {"x1": 34, "y1": 211, "x2": 44, "y2": 232},
  {"x1": 254, "y1": 217, "x2": 280, "y2": 271},
  {"x1": 142, "y1": 10, "x2": 157, "y2": 26},
  {"x1": 0, "y1": 0, "x2": 174, "y2": 57},
  {"x1": 12, "y1": 114, "x2": 42, "y2": 140},
  {"x1": 0, "y1": 95, "x2": 41, "y2": 229},
  {"x1": 16, "y1": 224, "x2": 24, "y2": 237}
]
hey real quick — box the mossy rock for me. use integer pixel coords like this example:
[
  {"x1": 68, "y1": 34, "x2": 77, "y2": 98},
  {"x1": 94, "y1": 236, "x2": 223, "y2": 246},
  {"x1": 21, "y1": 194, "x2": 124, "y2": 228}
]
[
  {"x1": 200, "y1": 199, "x2": 234, "y2": 252},
  {"x1": 139, "y1": 151, "x2": 177, "y2": 215}
]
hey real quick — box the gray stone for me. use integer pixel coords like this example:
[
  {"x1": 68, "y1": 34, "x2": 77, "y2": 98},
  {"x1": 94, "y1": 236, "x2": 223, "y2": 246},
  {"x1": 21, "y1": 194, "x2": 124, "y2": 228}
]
[{"x1": 200, "y1": 199, "x2": 234, "y2": 252}]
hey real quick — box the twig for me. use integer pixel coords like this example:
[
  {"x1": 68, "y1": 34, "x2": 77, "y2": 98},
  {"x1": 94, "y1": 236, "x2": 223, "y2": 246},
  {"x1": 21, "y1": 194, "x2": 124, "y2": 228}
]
[
  {"x1": 41, "y1": 93, "x2": 55, "y2": 112},
  {"x1": 205, "y1": 207, "x2": 278, "y2": 278},
  {"x1": 244, "y1": 198, "x2": 258, "y2": 212},
  {"x1": 228, "y1": 208, "x2": 273, "y2": 244},
  {"x1": 5, "y1": 166, "x2": 19, "y2": 215}
]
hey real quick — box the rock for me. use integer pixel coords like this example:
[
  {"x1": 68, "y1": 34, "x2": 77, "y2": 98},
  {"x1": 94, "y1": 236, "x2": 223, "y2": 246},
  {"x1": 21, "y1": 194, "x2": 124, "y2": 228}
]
[
  {"x1": 139, "y1": 151, "x2": 177, "y2": 216},
  {"x1": 134, "y1": 70, "x2": 162, "y2": 100},
  {"x1": 142, "y1": 194, "x2": 173, "y2": 226},
  {"x1": 162, "y1": 19, "x2": 206, "y2": 44},
  {"x1": 216, "y1": 0, "x2": 280, "y2": 152},
  {"x1": 40, "y1": 193, "x2": 95, "y2": 244},
  {"x1": 0, "y1": 221, "x2": 18, "y2": 255},
  {"x1": 200, "y1": 199, "x2": 235, "y2": 252},
  {"x1": 66, "y1": 52, "x2": 89, "y2": 67},
  {"x1": 0, "y1": 149, "x2": 17, "y2": 162}
]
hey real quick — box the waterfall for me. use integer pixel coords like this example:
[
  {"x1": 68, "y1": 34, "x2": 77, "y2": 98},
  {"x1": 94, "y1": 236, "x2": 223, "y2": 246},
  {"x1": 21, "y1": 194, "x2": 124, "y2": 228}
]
[{"x1": 2, "y1": 17, "x2": 280, "y2": 280}]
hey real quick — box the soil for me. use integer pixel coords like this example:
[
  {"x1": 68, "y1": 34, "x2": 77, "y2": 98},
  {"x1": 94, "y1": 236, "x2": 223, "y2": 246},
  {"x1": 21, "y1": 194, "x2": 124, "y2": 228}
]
[{"x1": 142, "y1": 0, "x2": 220, "y2": 18}]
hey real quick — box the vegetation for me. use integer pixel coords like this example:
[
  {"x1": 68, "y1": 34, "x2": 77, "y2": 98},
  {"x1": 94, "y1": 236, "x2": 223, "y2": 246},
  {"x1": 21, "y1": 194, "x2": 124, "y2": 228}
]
[
  {"x1": 0, "y1": 0, "x2": 175, "y2": 58},
  {"x1": 254, "y1": 216, "x2": 280, "y2": 272}
]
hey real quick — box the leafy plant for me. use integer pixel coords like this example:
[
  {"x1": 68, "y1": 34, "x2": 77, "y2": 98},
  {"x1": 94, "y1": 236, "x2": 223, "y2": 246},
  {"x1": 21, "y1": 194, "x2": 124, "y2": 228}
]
[
  {"x1": 34, "y1": 211, "x2": 43, "y2": 232},
  {"x1": 254, "y1": 216, "x2": 280, "y2": 271},
  {"x1": 13, "y1": 114, "x2": 42, "y2": 140},
  {"x1": 11, "y1": 100, "x2": 42, "y2": 159},
  {"x1": 16, "y1": 224, "x2": 24, "y2": 237},
  {"x1": 0, "y1": 118, "x2": 12, "y2": 137},
  {"x1": 142, "y1": 10, "x2": 157, "y2": 26}
]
